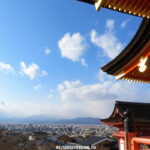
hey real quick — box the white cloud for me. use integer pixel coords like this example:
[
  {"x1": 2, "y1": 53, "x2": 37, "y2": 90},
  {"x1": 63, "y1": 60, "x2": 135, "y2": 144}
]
[
  {"x1": 106, "y1": 19, "x2": 114, "y2": 32},
  {"x1": 41, "y1": 70, "x2": 48, "y2": 77},
  {"x1": 58, "y1": 79, "x2": 138, "y2": 104},
  {"x1": 34, "y1": 84, "x2": 42, "y2": 90},
  {"x1": 59, "y1": 81, "x2": 118, "y2": 102},
  {"x1": 120, "y1": 19, "x2": 129, "y2": 28},
  {"x1": 58, "y1": 33, "x2": 87, "y2": 66},
  {"x1": 58, "y1": 80, "x2": 82, "y2": 91},
  {"x1": 97, "y1": 70, "x2": 112, "y2": 82},
  {"x1": 80, "y1": 58, "x2": 88, "y2": 67},
  {"x1": 57, "y1": 84, "x2": 65, "y2": 91},
  {"x1": 20, "y1": 62, "x2": 47, "y2": 80},
  {"x1": 44, "y1": 48, "x2": 51, "y2": 55},
  {"x1": 0, "y1": 67, "x2": 148, "y2": 119},
  {"x1": 56, "y1": 74, "x2": 144, "y2": 118},
  {"x1": 0, "y1": 102, "x2": 20, "y2": 116},
  {"x1": 0, "y1": 78, "x2": 149, "y2": 119},
  {"x1": 0, "y1": 62, "x2": 14, "y2": 73},
  {"x1": 90, "y1": 19, "x2": 124, "y2": 59}
]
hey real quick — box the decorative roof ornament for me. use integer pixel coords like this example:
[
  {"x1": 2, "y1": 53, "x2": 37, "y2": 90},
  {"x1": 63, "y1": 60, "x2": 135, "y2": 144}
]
[{"x1": 138, "y1": 57, "x2": 148, "y2": 73}]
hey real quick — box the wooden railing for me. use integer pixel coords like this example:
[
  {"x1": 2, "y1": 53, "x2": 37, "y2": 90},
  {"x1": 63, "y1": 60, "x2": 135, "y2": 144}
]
[{"x1": 131, "y1": 137, "x2": 150, "y2": 150}]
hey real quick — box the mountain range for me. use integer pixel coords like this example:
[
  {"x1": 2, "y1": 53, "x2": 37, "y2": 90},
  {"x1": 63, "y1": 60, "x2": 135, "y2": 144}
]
[{"x1": 0, "y1": 115, "x2": 101, "y2": 124}]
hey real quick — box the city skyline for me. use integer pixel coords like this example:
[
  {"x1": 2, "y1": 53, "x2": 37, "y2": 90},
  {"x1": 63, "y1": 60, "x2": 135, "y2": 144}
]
[{"x1": 0, "y1": 0, "x2": 149, "y2": 119}]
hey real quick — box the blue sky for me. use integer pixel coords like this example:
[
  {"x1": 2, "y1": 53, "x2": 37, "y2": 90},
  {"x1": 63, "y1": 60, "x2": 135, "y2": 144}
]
[{"x1": 0, "y1": 0, "x2": 149, "y2": 119}]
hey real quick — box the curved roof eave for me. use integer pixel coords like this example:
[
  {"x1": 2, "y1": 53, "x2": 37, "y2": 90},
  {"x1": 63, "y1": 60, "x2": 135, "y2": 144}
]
[{"x1": 101, "y1": 18, "x2": 150, "y2": 75}]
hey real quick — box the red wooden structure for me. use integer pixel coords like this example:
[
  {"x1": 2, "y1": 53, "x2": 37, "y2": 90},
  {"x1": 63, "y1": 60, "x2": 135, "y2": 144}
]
[
  {"x1": 101, "y1": 101, "x2": 150, "y2": 150},
  {"x1": 101, "y1": 18, "x2": 150, "y2": 83}
]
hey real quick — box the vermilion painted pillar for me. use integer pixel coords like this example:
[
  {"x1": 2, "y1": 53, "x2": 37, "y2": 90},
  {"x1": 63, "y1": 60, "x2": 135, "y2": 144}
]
[
  {"x1": 113, "y1": 131, "x2": 137, "y2": 150},
  {"x1": 126, "y1": 132, "x2": 137, "y2": 150}
]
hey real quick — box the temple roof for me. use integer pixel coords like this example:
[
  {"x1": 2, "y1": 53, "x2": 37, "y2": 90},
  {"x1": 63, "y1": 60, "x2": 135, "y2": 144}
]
[
  {"x1": 101, "y1": 18, "x2": 150, "y2": 83},
  {"x1": 78, "y1": 0, "x2": 150, "y2": 18},
  {"x1": 101, "y1": 101, "x2": 150, "y2": 125},
  {"x1": 78, "y1": 0, "x2": 150, "y2": 83},
  {"x1": 77, "y1": 136, "x2": 114, "y2": 146}
]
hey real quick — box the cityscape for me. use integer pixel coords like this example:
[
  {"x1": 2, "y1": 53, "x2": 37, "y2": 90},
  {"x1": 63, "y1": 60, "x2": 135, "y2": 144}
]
[{"x1": 0, "y1": 123, "x2": 118, "y2": 150}]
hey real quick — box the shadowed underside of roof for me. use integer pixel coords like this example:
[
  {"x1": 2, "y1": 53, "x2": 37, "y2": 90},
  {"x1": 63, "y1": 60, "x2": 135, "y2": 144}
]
[
  {"x1": 101, "y1": 18, "x2": 150, "y2": 83},
  {"x1": 101, "y1": 101, "x2": 150, "y2": 124},
  {"x1": 78, "y1": 0, "x2": 150, "y2": 18}
]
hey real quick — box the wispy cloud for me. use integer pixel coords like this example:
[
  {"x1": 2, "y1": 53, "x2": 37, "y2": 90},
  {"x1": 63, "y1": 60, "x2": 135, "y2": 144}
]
[
  {"x1": 106, "y1": 19, "x2": 114, "y2": 32},
  {"x1": 120, "y1": 19, "x2": 129, "y2": 28},
  {"x1": 58, "y1": 80, "x2": 81, "y2": 91},
  {"x1": 44, "y1": 47, "x2": 51, "y2": 55},
  {"x1": 0, "y1": 62, "x2": 14, "y2": 73},
  {"x1": 0, "y1": 76, "x2": 149, "y2": 118},
  {"x1": 80, "y1": 58, "x2": 88, "y2": 67},
  {"x1": 55, "y1": 75, "x2": 146, "y2": 118},
  {"x1": 41, "y1": 70, "x2": 48, "y2": 77},
  {"x1": 58, "y1": 33, "x2": 87, "y2": 66},
  {"x1": 0, "y1": 67, "x2": 144, "y2": 118},
  {"x1": 34, "y1": 84, "x2": 42, "y2": 90},
  {"x1": 58, "y1": 80, "x2": 135, "y2": 103},
  {"x1": 97, "y1": 70, "x2": 113, "y2": 82},
  {"x1": 20, "y1": 62, "x2": 47, "y2": 80},
  {"x1": 90, "y1": 19, "x2": 124, "y2": 59}
]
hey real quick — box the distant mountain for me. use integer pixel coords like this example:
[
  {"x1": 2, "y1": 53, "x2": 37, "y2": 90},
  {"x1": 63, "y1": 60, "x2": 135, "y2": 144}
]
[
  {"x1": 22, "y1": 115, "x2": 57, "y2": 124},
  {"x1": 0, "y1": 116, "x2": 101, "y2": 124},
  {"x1": 53, "y1": 117, "x2": 101, "y2": 125}
]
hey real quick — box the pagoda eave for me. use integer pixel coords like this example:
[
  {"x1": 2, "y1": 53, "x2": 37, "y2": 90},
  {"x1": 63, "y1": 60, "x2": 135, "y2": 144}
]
[
  {"x1": 101, "y1": 19, "x2": 150, "y2": 83},
  {"x1": 78, "y1": 0, "x2": 150, "y2": 18}
]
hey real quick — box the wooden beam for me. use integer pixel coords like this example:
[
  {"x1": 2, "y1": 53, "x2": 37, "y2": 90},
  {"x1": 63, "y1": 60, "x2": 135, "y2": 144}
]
[{"x1": 95, "y1": 0, "x2": 104, "y2": 11}]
